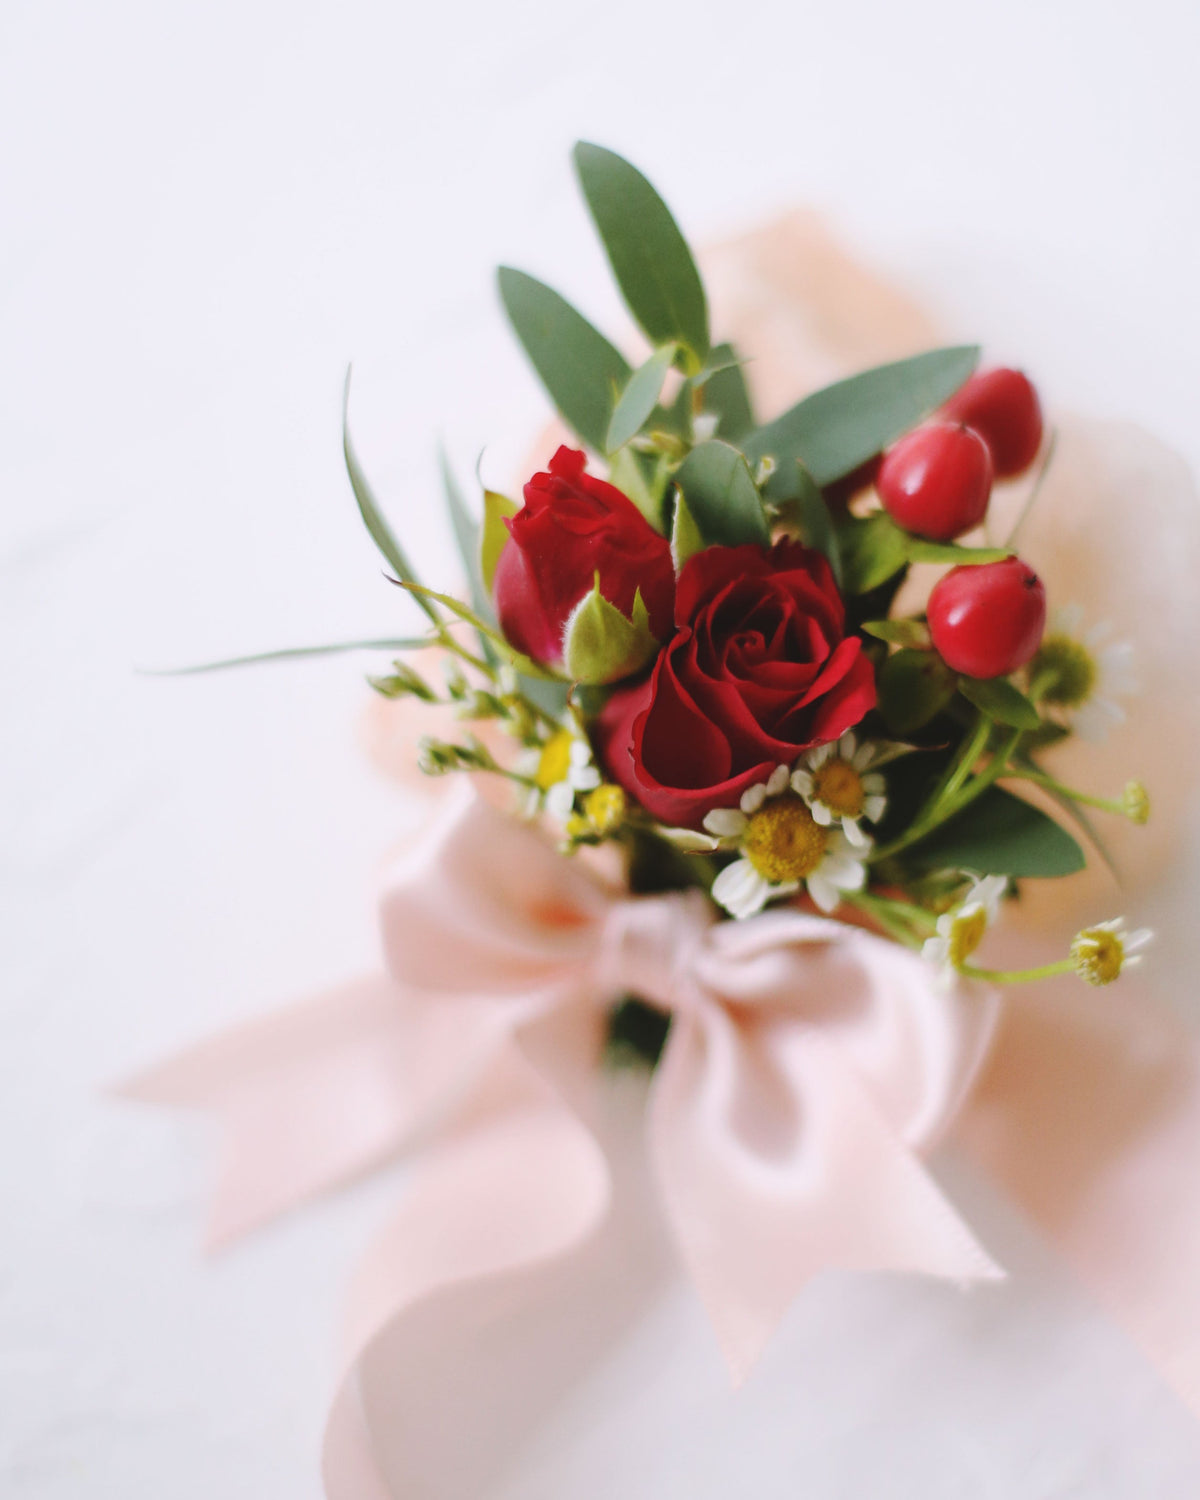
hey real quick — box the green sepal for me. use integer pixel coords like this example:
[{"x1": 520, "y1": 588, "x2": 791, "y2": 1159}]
[
  {"x1": 670, "y1": 488, "x2": 704, "y2": 573},
  {"x1": 562, "y1": 580, "x2": 658, "y2": 686},
  {"x1": 838, "y1": 512, "x2": 909, "y2": 594},
  {"x1": 958, "y1": 675, "x2": 1041, "y2": 729},
  {"x1": 673, "y1": 440, "x2": 770, "y2": 549},
  {"x1": 861, "y1": 618, "x2": 931, "y2": 650},
  {"x1": 480, "y1": 489, "x2": 519, "y2": 595},
  {"x1": 905, "y1": 538, "x2": 1012, "y2": 565}
]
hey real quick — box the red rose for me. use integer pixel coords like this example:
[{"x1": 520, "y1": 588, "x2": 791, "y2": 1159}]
[
  {"x1": 597, "y1": 540, "x2": 876, "y2": 828},
  {"x1": 493, "y1": 446, "x2": 676, "y2": 668}
]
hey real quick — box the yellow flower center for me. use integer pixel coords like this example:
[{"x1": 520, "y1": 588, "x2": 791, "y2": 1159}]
[
  {"x1": 584, "y1": 783, "x2": 626, "y2": 835},
  {"x1": 812, "y1": 758, "x2": 866, "y2": 817},
  {"x1": 947, "y1": 904, "x2": 989, "y2": 967},
  {"x1": 1034, "y1": 635, "x2": 1098, "y2": 707},
  {"x1": 535, "y1": 730, "x2": 574, "y2": 789},
  {"x1": 1123, "y1": 780, "x2": 1150, "y2": 825},
  {"x1": 743, "y1": 796, "x2": 828, "y2": 882},
  {"x1": 1071, "y1": 927, "x2": 1126, "y2": 986}
]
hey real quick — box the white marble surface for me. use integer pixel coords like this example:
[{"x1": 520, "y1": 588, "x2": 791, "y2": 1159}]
[{"x1": 5, "y1": 0, "x2": 1200, "y2": 1494}]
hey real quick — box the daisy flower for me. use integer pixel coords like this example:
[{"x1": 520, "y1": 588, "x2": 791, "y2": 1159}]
[
  {"x1": 1071, "y1": 918, "x2": 1153, "y2": 986},
  {"x1": 518, "y1": 727, "x2": 600, "y2": 821},
  {"x1": 789, "y1": 732, "x2": 888, "y2": 848},
  {"x1": 1032, "y1": 604, "x2": 1138, "y2": 743},
  {"x1": 703, "y1": 764, "x2": 869, "y2": 920},
  {"x1": 922, "y1": 874, "x2": 1008, "y2": 973}
]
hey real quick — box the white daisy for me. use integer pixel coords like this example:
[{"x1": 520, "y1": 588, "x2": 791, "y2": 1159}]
[
  {"x1": 922, "y1": 874, "x2": 1009, "y2": 973},
  {"x1": 789, "y1": 732, "x2": 888, "y2": 849},
  {"x1": 1033, "y1": 604, "x2": 1138, "y2": 744},
  {"x1": 1071, "y1": 918, "x2": 1153, "y2": 986},
  {"x1": 517, "y1": 727, "x2": 600, "y2": 821},
  {"x1": 703, "y1": 764, "x2": 869, "y2": 920}
]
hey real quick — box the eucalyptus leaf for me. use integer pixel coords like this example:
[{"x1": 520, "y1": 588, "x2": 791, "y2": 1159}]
[
  {"x1": 905, "y1": 538, "x2": 1012, "y2": 565},
  {"x1": 861, "y1": 618, "x2": 932, "y2": 649},
  {"x1": 673, "y1": 440, "x2": 770, "y2": 549},
  {"x1": 607, "y1": 342, "x2": 678, "y2": 452},
  {"x1": 778, "y1": 462, "x2": 841, "y2": 583},
  {"x1": 608, "y1": 446, "x2": 669, "y2": 532},
  {"x1": 439, "y1": 451, "x2": 498, "y2": 671},
  {"x1": 698, "y1": 342, "x2": 754, "y2": 442},
  {"x1": 877, "y1": 648, "x2": 957, "y2": 735},
  {"x1": 838, "y1": 512, "x2": 909, "y2": 594},
  {"x1": 480, "y1": 489, "x2": 519, "y2": 596},
  {"x1": 343, "y1": 368, "x2": 437, "y2": 624},
  {"x1": 905, "y1": 786, "x2": 1085, "y2": 878},
  {"x1": 958, "y1": 675, "x2": 1041, "y2": 729},
  {"x1": 573, "y1": 142, "x2": 709, "y2": 365},
  {"x1": 744, "y1": 345, "x2": 980, "y2": 490},
  {"x1": 497, "y1": 267, "x2": 630, "y2": 452}
]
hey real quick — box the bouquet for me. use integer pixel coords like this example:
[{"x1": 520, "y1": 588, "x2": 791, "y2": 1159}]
[{"x1": 134, "y1": 145, "x2": 1200, "y2": 1499}]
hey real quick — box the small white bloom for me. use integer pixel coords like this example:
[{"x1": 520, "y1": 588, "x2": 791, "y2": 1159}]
[
  {"x1": 704, "y1": 765, "x2": 870, "y2": 920},
  {"x1": 923, "y1": 874, "x2": 1008, "y2": 972},
  {"x1": 1071, "y1": 917, "x2": 1153, "y2": 986},
  {"x1": 1036, "y1": 605, "x2": 1138, "y2": 744},
  {"x1": 790, "y1": 731, "x2": 888, "y2": 849},
  {"x1": 517, "y1": 728, "x2": 600, "y2": 822}
]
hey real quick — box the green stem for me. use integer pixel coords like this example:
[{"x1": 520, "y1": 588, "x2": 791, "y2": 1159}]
[
  {"x1": 1002, "y1": 768, "x2": 1129, "y2": 817},
  {"x1": 842, "y1": 890, "x2": 933, "y2": 948},
  {"x1": 959, "y1": 958, "x2": 1075, "y2": 985}
]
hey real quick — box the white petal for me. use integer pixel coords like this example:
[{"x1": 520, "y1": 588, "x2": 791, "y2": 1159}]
[
  {"x1": 839, "y1": 731, "x2": 857, "y2": 759},
  {"x1": 740, "y1": 783, "x2": 768, "y2": 815},
  {"x1": 1074, "y1": 698, "x2": 1123, "y2": 744},
  {"x1": 841, "y1": 817, "x2": 869, "y2": 849},
  {"x1": 863, "y1": 794, "x2": 888, "y2": 823},
  {"x1": 808, "y1": 742, "x2": 833, "y2": 769},
  {"x1": 569, "y1": 740, "x2": 592, "y2": 768},
  {"x1": 545, "y1": 782, "x2": 575, "y2": 821},
  {"x1": 861, "y1": 773, "x2": 886, "y2": 794},
  {"x1": 570, "y1": 765, "x2": 601, "y2": 791},
  {"x1": 1054, "y1": 603, "x2": 1085, "y2": 635},
  {"x1": 820, "y1": 852, "x2": 866, "y2": 891},
  {"x1": 811, "y1": 801, "x2": 833, "y2": 826},
  {"x1": 703, "y1": 807, "x2": 747, "y2": 838},
  {"x1": 713, "y1": 859, "x2": 770, "y2": 919},
  {"x1": 852, "y1": 742, "x2": 875, "y2": 772},
  {"x1": 1124, "y1": 927, "x2": 1154, "y2": 955},
  {"x1": 807, "y1": 873, "x2": 840, "y2": 912},
  {"x1": 791, "y1": 769, "x2": 815, "y2": 798},
  {"x1": 766, "y1": 763, "x2": 791, "y2": 797},
  {"x1": 923, "y1": 936, "x2": 951, "y2": 966}
]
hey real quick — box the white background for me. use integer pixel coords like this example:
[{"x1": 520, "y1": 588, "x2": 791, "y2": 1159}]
[{"x1": 5, "y1": 0, "x2": 1200, "y2": 1494}]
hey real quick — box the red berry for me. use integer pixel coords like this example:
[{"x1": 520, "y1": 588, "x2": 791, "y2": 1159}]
[
  {"x1": 876, "y1": 422, "x2": 993, "y2": 541},
  {"x1": 927, "y1": 556, "x2": 1046, "y2": 679},
  {"x1": 942, "y1": 368, "x2": 1043, "y2": 478}
]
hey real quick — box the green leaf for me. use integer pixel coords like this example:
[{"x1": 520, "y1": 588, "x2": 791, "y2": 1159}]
[
  {"x1": 563, "y1": 583, "x2": 657, "y2": 685},
  {"x1": 607, "y1": 343, "x2": 678, "y2": 452},
  {"x1": 391, "y1": 579, "x2": 558, "y2": 681},
  {"x1": 905, "y1": 538, "x2": 1012, "y2": 565},
  {"x1": 743, "y1": 345, "x2": 980, "y2": 490},
  {"x1": 144, "y1": 637, "x2": 436, "y2": 675},
  {"x1": 573, "y1": 141, "x2": 709, "y2": 365},
  {"x1": 480, "y1": 489, "x2": 519, "y2": 596},
  {"x1": 877, "y1": 648, "x2": 957, "y2": 735},
  {"x1": 838, "y1": 512, "x2": 909, "y2": 594},
  {"x1": 670, "y1": 488, "x2": 704, "y2": 573},
  {"x1": 905, "y1": 786, "x2": 1086, "y2": 878},
  {"x1": 698, "y1": 342, "x2": 754, "y2": 441},
  {"x1": 958, "y1": 676, "x2": 1041, "y2": 729},
  {"x1": 607, "y1": 446, "x2": 670, "y2": 532},
  {"x1": 343, "y1": 368, "x2": 437, "y2": 624},
  {"x1": 439, "y1": 451, "x2": 498, "y2": 668},
  {"x1": 861, "y1": 618, "x2": 932, "y2": 649},
  {"x1": 497, "y1": 267, "x2": 631, "y2": 452},
  {"x1": 673, "y1": 440, "x2": 770, "y2": 549},
  {"x1": 778, "y1": 462, "x2": 842, "y2": 583}
]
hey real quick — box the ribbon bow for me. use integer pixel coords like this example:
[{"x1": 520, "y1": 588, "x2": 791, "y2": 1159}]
[{"x1": 125, "y1": 788, "x2": 1200, "y2": 1498}]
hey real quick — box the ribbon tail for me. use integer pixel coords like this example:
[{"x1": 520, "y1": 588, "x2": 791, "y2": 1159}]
[
  {"x1": 118, "y1": 975, "x2": 513, "y2": 1247},
  {"x1": 955, "y1": 976, "x2": 1200, "y2": 1416},
  {"x1": 651, "y1": 1005, "x2": 1002, "y2": 1385},
  {"x1": 321, "y1": 1046, "x2": 612, "y2": 1500}
]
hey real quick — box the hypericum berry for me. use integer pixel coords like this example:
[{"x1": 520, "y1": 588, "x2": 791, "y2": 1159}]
[
  {"x1": 941, "y1": 368, "x2": 1043, "y2": 479},
  {"x1": 927, "y1": 556, "x2": 1046, "y2": 679},
  {"x1": 876, "y1": 423, "x2": 994, "y2": 541}
]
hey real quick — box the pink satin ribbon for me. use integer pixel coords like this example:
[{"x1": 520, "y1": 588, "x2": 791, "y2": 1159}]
[{"x1": 124, "y1": 788, "x2": 1200, "y2": 1495}]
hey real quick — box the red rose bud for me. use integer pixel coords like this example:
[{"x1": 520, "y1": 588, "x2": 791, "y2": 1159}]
[
  {"x1": 597, "y1": 540, "x2": 877, "y2": 829},
  {"x1": 927, "y1": 555, "x2": 1046, "y2": 679},
  {"x1": 941, "y1": 368, "x2": 1044, "y2": 479},
  {"x1": 493, "y1": 446, "x2": 675, "y2": 670}
]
